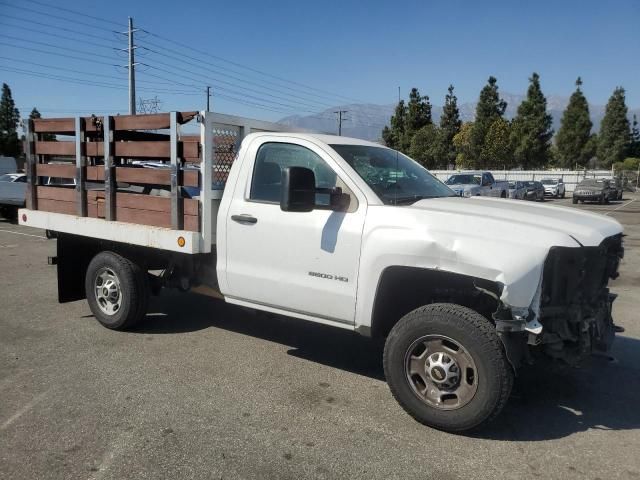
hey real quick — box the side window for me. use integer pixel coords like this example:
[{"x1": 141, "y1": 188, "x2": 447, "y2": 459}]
[
  {"x1": 15, "y1": 176, "x2": 27, "y2": 183},
  {"x1": 487, "y1": 173, "x2": 495, "y2": 183},
  {"x1": 249, "y1": 142, "x2": 337, "y2": 204}
]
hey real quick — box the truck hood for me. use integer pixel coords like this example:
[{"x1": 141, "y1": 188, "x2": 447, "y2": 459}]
[
  {"x1": 359, "y1": 196, "x2": 622, "y2": 311},
  {"x1": 410, "y1": 196, "x2": 621, "y2": 247}
]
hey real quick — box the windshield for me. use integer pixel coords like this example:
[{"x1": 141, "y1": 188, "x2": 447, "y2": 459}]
[
  {"x1": 445, "y1": 174, "x2": 481, "y2": 185},
  {"x1": 540, "y1": 179, "x2": 556, "y2": 185},
  {"x1": 329, "y1": 144, "x2": 455, "y2": 205}
]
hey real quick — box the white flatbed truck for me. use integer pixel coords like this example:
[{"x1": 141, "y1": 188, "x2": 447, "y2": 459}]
[{"x1": 19, "y1": 111, "x2": 625, "y2": 432}]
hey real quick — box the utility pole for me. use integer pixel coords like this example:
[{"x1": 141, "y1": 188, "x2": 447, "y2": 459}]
[
  {"x1": 334, "y1": 110, "x2": 348, "y2": 136},
  {"x1": 206, "y1": 86, "x2": 212, "y2": 112},
  {"x1": 127, "y1": 17, "x2": 137, "y2": 115}
]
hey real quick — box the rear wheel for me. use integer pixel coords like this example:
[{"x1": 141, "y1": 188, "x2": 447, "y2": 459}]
[
  {"x1": 383, "y1": 304, "x2": 513, "y2": 432},
  {"x1": 500, "y1": 191, "x2": 506, "y2": 198},
  {"x1": 85, "y1": 251, "x2": 149, "y2": 330},
  {"x1": 572, "y1": 197, "x2": 578, "y2": 204}
]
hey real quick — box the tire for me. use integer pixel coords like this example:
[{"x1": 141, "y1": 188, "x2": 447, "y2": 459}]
[
  {"x1": 561, "y1": 190, "x2": 565, "y2": 199},
  {"x1": 500, "y1": 191, "x2": 506, "y2": 198},
  {"x1": 599, "y1": 194, "x2": 605, "y2": 205},
  {"x1": 85, "y1": 251, "x2": 149, "y2": 330},
  {"x1": 572, "y1": 197, "x2": 578, "y2": 204},
  {"x1": 383, "y1": 304, "x2": 513, "y2": 432}
]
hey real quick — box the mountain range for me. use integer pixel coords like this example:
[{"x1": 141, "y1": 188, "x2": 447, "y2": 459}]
[{"x1": 279, "y1": 93, "x2": 640, "y2": 142}]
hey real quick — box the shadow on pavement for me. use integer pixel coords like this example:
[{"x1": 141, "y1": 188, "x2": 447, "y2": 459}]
[
  {"x1": 135, "y1": 290, "x2": 640, "y2": 440},
  {"x1": 135, "y1": 290, "x2": 386, "y2": 381}
]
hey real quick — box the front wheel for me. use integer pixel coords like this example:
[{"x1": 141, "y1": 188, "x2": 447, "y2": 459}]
[
  {"x1": 383, "y1": 304, "x2": 513, "y2": 432},
  {"x1": 85, "y1": 251, "x2": 149, "y2": 330},
  {"x1": 572, "y1": 197, "x2": 578, "y2": 204}
]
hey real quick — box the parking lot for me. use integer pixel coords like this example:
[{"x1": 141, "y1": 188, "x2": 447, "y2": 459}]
[{"x1": 1, "y1": 194, "x2": 639, "y2": 480}]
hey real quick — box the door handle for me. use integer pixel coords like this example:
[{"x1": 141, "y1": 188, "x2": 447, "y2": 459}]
[{"x1": 231, "y1": 214, "x2": 258, "y2": 225}]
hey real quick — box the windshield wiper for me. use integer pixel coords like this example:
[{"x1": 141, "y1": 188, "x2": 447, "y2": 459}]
[{"x1": 390, "y1": 195, "x2": 441, "y2": 205}]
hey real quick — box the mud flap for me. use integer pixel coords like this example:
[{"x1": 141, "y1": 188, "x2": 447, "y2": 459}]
[{"x1": 57, "y1": 234, "x2": 94, "y2": 303}]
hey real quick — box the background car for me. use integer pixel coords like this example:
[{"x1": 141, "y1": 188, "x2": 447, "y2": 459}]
[
  {"x1": 573, "y1": 178, "x2": 612, "y2": 204},
  {"x1": 540, "y1": 178, "x2": 565, "y2": 198},
  {"x1": 508, "y1": 180, "x2": 527, "y2": 199},
  {"x1": 604, "y1": 177, "x2": 624, "y2": 200},
  {"x1": 523, "y1": 180, "x2": 545, "y2": 201},
  {"x1": 0, "y1": 172, "x2": 27, "y2": 220}
]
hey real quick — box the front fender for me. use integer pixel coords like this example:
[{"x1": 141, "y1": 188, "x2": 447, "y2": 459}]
[{"x1": 354, "y1": 205, "x2": 576, "y2": 331}]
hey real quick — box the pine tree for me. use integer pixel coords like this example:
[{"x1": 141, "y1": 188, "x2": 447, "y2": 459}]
[
  {"x1": 453, "y1": 122, "x2": 475, "y2": 169},
  {"x1": 0, "y1": 83, "x2": 21, "y2": 157},
  {"x1": 482, "y1": 118, "x2": 513, "y2": 169},
  {"x1": 409, "y1": 124, "x2": 439, "y2": 169},
  {"x1": 630, "y1": 114, "x2": 640, "y2": 158},
  {"x1": 555, "y1": 77, "x2": 593, "y2": 168},
  {"x1": 438, "y1": 85, "x2": 462, "y2": 167},
  {"x1": 382, "y1": 99, "x2": 407, "y2": 151},
  {"x1": 470, "y1": 76, "x2": 506, "y2": 163},
  {"x1": 406, "y1": 87, "x2": 432, "y2": 133},
  {"x1": 597, "y1": 87, "x2": 630, "y2": 167},
  {"x1": 510, "y1": 72, "x2": 553, "y2": 169}
]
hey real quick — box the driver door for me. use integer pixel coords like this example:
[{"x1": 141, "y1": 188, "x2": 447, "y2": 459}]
[{"x1": 223, "y1": 137, "x2": 367, "y2": 324}]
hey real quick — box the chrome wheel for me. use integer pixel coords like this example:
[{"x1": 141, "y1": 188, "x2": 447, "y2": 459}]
[
  {"x1": 405, "y1": 335, "x2": 478, "y2": 410},
  {"x1": 94, "y1": 268, "x2": 122, "y2": 316}
]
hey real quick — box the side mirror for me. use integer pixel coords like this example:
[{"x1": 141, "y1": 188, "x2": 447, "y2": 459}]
[
  {"x1": 281, "y1": 166, "x2": 352, "y2": 212},
  {"x1": 281, "y1": 166, "x2": 316, "y2": 212}
]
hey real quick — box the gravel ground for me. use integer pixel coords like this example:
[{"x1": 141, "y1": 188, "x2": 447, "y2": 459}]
[{"x1": 1, "y1": 193, "x2": 639, "y2": 480}]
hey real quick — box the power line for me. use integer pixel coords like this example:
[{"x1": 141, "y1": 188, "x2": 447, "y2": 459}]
[
  {"x1": 141, "y1": 42, "x2": 332, "y2": 108},
  {"x1": 22, "y1": 0, "x2": 124, "y2": 27},
  {"x1": 1, "y1": 14, "x2": 122, "y2": 43},
  {"x1": 0, "y1": 23, "x2": 121, "y2": 51},
  {"x1": 0, "y1": 34, "x2": 120, "y2": 62},
  {"x1": 142, "y1": 31, "x2": 364, "y2": 105},
  {"x1": 139, "y1": 46, "x2": 335, "y2": 111},
  {"x1": 0, "y1": 67, "x2": 201, "y2": 95},
  {"x1": 2, "y1": 4, "x2": 117, "y2": 33}
]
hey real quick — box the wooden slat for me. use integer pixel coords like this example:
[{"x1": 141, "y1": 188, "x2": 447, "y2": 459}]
[
  {"x1": 84, "y1": 140, "x2": 198, "y2": 158},
  {"x1": 183, "y1": 170, "x2": 199, "y2": 187},
  {"x1": 112, "y1": 111, "x2": 198, "y2": 131},
  {"x1": 35, "y1": 141, "x2": 75, "y2": 156},
  {"x1": 36, "y1": 186, "x2": 75, "y2": 202},
  {"x1": 36, "y1": 164, "x2": 76, "y2": 178},
  {"x1": 33, "y1": 118, "x2": 75, "y2": 134},
  {"x1": 86, "y1": 166, "x2": 104, "y2": 181},
  {"x1": 87, "y1": 191, "x2": 198, "y2": 216},
  {"x1": 85, "y1": 167, "x2": 199, "y2": 187},
  {"x1": 37, "y1": 199, "x2": 77, "y2": 215},
  {"x1": 33, "y1": 112, "x2": 198, "y2": 134},
  {"x1": 92, "y1": 203, "x2": 198, "y2": 232}
]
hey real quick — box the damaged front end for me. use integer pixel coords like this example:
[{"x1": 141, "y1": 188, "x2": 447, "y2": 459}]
[{"x1": 536, "y1": 234, "x2": 624, "y2": 364}]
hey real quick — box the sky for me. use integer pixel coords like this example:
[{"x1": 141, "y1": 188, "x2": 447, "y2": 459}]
[{"x1": 1, "y1": 0, "x2": 638, "y2": 124}]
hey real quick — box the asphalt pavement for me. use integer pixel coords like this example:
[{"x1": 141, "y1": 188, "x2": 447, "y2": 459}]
[{"x1": 1, "y1": 194, "x2": 639, "y2": 480}]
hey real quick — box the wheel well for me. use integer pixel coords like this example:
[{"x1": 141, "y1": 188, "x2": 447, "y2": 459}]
[
  {"x1": 55, "y1": 233, "x2": 197, "y2": 303},
  {"x1": 370, "y1": 266, "x2": 502, "y2": 339}
]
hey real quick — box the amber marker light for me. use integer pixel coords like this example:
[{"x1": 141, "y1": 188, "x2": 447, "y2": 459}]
[{"x1": 177, "y1": 236, "x2": 186, "y2": 247}]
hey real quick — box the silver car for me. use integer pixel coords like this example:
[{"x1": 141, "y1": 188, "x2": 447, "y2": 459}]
[{"x1": 508, "y1": 181, "x2": 527, "y2": 200}]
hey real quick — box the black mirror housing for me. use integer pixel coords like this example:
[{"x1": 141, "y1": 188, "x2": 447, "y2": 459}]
[{"x1": 281, "y1": 166, "x2": 316, "y2": 212}]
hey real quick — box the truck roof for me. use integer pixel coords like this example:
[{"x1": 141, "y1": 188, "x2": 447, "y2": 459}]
[{"x1": 244, "y1": 132, "x2": 384, "y2": 148}]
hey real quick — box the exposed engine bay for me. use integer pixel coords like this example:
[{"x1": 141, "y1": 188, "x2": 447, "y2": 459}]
[{"x1": 537, "y1": 233, "x2": 624, "y2": 364}]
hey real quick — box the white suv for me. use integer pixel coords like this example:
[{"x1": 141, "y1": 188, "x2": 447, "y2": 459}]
[{"x1": 541, "y1": 178, "x2": 565, "y2": 198}]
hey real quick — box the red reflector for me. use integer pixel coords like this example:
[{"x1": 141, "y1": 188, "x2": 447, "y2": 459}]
[{"x1": 21, "y1": 213, "x2": 27, "y2": 222}]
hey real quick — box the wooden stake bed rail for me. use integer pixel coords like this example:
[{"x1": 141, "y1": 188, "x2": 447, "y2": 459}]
[{"x1": 24, "y1": 111, "x2": 201, "y2": 232}]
